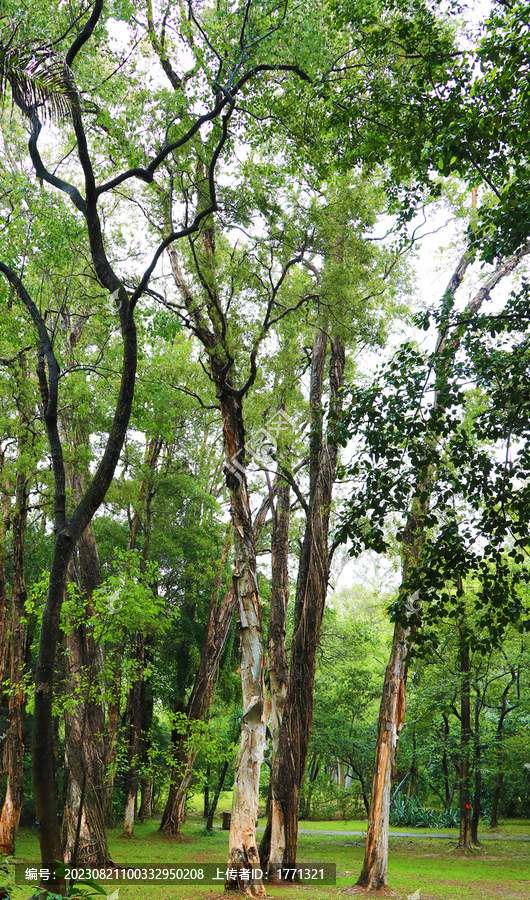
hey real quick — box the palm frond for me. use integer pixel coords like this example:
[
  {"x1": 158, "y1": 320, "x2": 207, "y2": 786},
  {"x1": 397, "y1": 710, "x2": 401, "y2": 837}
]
[{"x1": 0, "y1": 25, "x2": 77, "y2": 122}]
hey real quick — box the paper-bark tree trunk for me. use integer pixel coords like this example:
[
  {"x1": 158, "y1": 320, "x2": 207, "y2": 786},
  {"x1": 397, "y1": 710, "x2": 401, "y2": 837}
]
[
  {"x1": 357, "y1": 621, "x2": 409, "y2": 888},
  {"x1": 259, "y1": 478, "x2": 290, "y2": 878},
  {"x1": 166, "y1": 216, "x2": 269, "y2": 892},
  {"x1": 223, "y1": 388, "x2": 269, "y2": 897},
  {"x1": 0, "y1": 461, "x2": 29, "y2": 855},
  {"x1": 268, "y1": 331, "x2": 345, "y2": 873}
]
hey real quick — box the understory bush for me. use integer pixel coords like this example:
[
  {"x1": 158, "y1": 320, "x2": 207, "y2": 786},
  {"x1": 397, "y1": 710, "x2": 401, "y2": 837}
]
[{"x1": 390, "y1": 794, "x2": 458, "y2": 828}]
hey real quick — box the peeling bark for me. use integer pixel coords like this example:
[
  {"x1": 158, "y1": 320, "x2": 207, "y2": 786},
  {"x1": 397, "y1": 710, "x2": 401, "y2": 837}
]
[
  {"x1": 357, "y1": 623, "x2": 408, "y2": 888},
  {"x1": 259, "y1": 478, "x2": 290, "y2": 878}
]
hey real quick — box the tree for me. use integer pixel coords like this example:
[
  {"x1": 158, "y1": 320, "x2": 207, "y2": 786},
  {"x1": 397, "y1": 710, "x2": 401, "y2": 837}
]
[
  {"x1": 338, "y1": 223, "x2": 530, "y2": 884},
  {"x1": 0, "y1": 0, "x2": 293, "y2": 884},
  {"x1": 0, "y1": 357, "x2": 34, "y2": 855}
]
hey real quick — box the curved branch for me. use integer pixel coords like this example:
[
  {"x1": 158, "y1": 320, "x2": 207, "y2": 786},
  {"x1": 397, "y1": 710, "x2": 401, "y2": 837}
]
[
  {"x1": 0, "y1": 261, "x2": 66, "y2": 531},
  {"x1": 66, "y1": 0, "x2": 104, "y2": 68}
]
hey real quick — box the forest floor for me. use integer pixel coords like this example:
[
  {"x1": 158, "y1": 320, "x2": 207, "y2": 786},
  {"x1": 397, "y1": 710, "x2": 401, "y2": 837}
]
[{"x1": 6, "y1": 814, "x2": 529, "y2": 900}]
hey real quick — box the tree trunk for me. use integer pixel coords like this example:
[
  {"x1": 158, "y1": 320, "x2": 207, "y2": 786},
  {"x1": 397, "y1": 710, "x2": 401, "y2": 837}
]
[
  {"x1": 206, "y1": 760, "x2": 229, "y2": 831},
  {"x1": 490, "y1": 671, "x2": 517, "y2": 828},
  {"x1": 27, "y1": 284, "x2": 137, "y2": 890},
  {"x1": 270, "y1": 332, "x2": 345, "y2": 875},
  {"x1": 62, "y1": 543, "x2": 109, "y2": 867},
  {"x1": 407, "y1": 731, "x2": 419, "y2": 798},
  {"x1": 122, "y1": 633, "x2": 145, "y2": 838},
  {"x1": 471, "y1": 690, "x2": 482, "y2": 845},
  {"x1": 160, "y1": 533, "x2": 235, "y2": 836},
  {"x1": 490, "y1": 773, "x2": 503, "y2": 830},
  {"x1": 458, "y1": 638, "x2": 475, "y2": 849},
  {"x1": 57, "y1": 417, "x2": 111, "y2": 868},
  {"x1": 222, "y1": 391, "x2": 268, "y2": 898},
  {"x1": 103, "y1": 655, "x2": 122, "y2": 826},
  {"x1": 0, "y1": 465, "x2": 29, "y2": 855},
  {"x1": 260, "y1": 479, "x2": 290, "y2": 878},
  {"x1": 357, "y1": 622, "x2": 408, "y2": 888},
  {"x1": 440, "y1": 713, "x2": 456, "y2": 810},
  {"x1": 138, "y1": 685, "x2": 154, "y2": 823},
  {"x1": 0, "y1": 447, "x2": 9, "y2": 694},
  {"x1": 355, "y1": 240, "x2": 530, "y2": 886},
  {"x1": 203, "y1": 767, "x2": 210, "y2": 819}
]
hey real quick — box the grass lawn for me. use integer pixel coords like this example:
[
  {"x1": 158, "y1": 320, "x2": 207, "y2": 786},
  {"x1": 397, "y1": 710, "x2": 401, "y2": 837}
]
[{"x1": 5, "y1": 814, "x2": 529, "y2": 900}]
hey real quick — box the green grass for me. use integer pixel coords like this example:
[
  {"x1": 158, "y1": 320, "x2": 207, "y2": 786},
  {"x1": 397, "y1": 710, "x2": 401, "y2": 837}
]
[{"x1": 6, "y1": 815, "x2": 529, "y2": 900}]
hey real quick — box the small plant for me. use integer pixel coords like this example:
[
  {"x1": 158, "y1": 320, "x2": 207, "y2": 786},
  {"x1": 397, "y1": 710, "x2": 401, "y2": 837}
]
[
  {"x1": 390, "y1": 795, "x2": 437, "y2": 828},
  {"x1": 437, "y1": 806, "x2": 459, "y2": 828}
]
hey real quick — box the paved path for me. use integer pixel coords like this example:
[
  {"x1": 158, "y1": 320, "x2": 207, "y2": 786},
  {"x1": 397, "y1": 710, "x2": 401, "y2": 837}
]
[
  {"x1": 295, "y1": 828, "x2": 530, "y2": 841},
  {"x1": 219, "y1": 824, "x2": 530, "y2": 841}
]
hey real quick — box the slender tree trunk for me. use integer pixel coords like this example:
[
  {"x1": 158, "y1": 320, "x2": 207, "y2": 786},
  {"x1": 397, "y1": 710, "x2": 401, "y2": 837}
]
[
  {"x1": 458, "y1": 638, "x2": 475, "y2": 849},
  {"x1": 103, "y1": 656, "x2": 122, "y2": 826},
  {"x1": 138, "y1": 684, "x2": 154, "y2": 822},
  {"x1": 222, "y1": 390, "x2": 269, "y2": 897},
  {"x1": 259, "y1": 479, "x2": 290, "y2": 878},
  {"x1": 270, "y1": 333, "x2": 345, "y2": 874},
  {"x1": 356, "y1": 240, "x2": 530, "y2": 888},
  {"x1": 490, "y1": 672, "x2": 517, "y2": 828},
  {"x1": 357, "y1": 247, "x2": 503, "y2": 888},
  {"x1": 206, "y1": 760, "x2": 229, "y2": 831},
  {"x1": 471, "y1": 691, "x2": 481, "y2": 845},
  {"x1": 160, "y1": 532, "x2": 235, "y2": 835},
  {"x1": 203, "y1": 768, "x2": 210, "y2": 820},
  {"x1": 490, "y1": 772, "x2": 503, "y2": 830},
  {"x1": 440, "y1": 713, "x2": 454, "y2": 810},
  {"x1": 0, "y1": 465, "x2": 29, "y2": 855},
  {"x1": 121, "y1": 435, "x2": 161, "y2": 839},
  {"x1": 0, "y1": 448, "x2": 9, "y2": 693},
  {"x1": 122, "y1": 634, "x2": 145, "y2": 838},
  {"x1": 407, "y1": 731, "x2": 419, "y2": 798},
  {"x1": 357, "y1": 622, "x2": 409, "y2": 888}
]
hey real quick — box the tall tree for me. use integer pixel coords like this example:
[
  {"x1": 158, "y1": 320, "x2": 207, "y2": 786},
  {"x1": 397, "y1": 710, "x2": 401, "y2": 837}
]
[
  {"x1": 0, "y1": 362, "x2": 32, "y2": 855},
  {"x1": 0, "y1": 1, "x2": 255, "y2": 884},
  {"x1": 339, "y1": 235, "x2": 530, "y2": 886}
]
